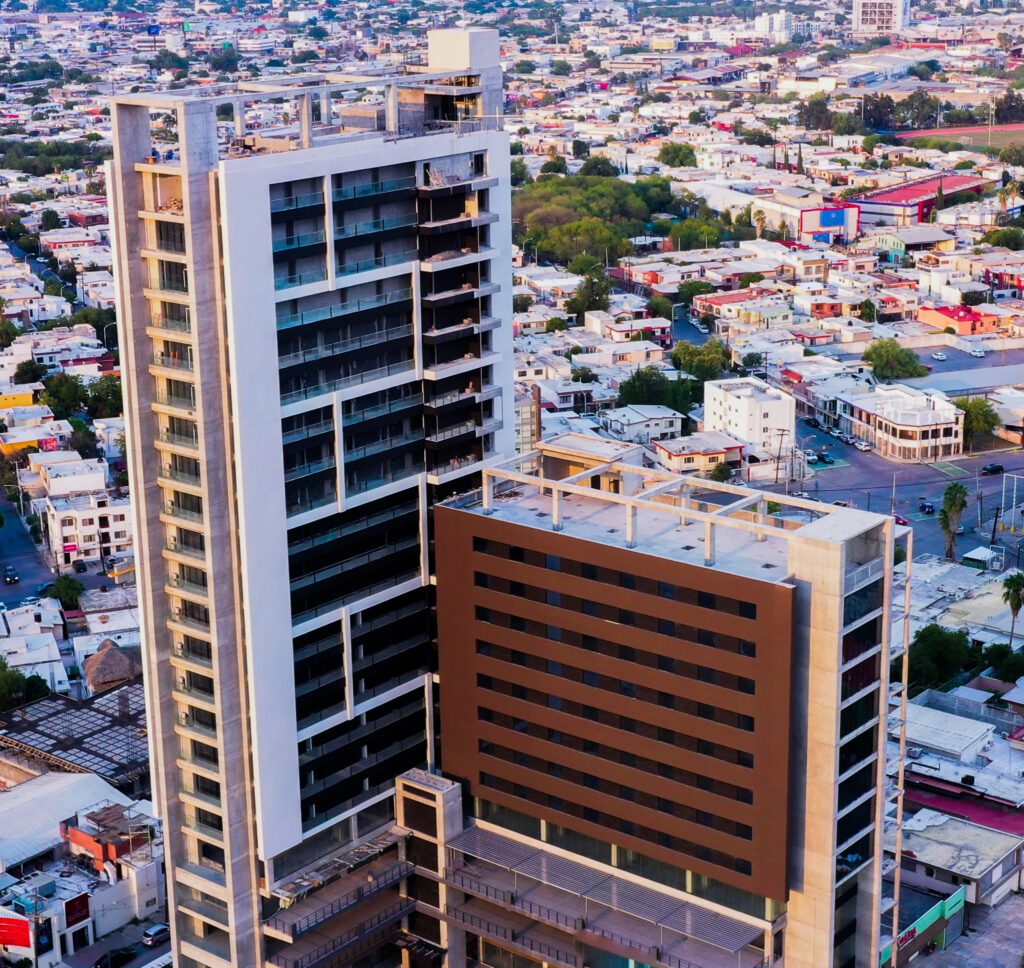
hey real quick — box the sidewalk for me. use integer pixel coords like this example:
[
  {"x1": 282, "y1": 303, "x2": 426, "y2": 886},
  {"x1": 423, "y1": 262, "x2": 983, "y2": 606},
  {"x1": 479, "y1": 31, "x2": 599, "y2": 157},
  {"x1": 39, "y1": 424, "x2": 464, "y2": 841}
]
[{"x1": 61, "y1": 917, "x2": 169, "y2": 968}]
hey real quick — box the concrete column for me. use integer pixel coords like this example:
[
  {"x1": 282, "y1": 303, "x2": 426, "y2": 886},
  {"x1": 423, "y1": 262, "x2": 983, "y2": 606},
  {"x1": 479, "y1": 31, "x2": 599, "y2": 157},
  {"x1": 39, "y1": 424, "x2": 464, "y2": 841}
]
[
  {"x1": 552, "y1": 489, "x2": 563, "y2": 531},
  {"x1": 319, "y1": 90, "x2": 331, "y2": 126},
  {"x1": 298, "y1": 93, "x2": 313, "y2": 148},
  {"x1": 625, "y1": 504, "x2": 637, "y2": 548},
  {"x1": 704, "y1": 520, "x2": 715, "y2": 567},
  {"x1": 232, "y1": 100, "x2": 245, "y2": 138},
  {"x1": 385, "y1": 82, "x2": 400, "y2": 133},
  {"x1": 482, "y1": 472, "x2": 494, "y2": 514}
]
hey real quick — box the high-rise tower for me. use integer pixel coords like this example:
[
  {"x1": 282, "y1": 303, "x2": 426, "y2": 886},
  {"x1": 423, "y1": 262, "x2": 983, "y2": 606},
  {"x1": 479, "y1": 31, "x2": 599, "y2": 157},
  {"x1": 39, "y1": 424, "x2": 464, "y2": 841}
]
[{"x1": 108, "y1": 28, "x2": 513, "y2": 967}]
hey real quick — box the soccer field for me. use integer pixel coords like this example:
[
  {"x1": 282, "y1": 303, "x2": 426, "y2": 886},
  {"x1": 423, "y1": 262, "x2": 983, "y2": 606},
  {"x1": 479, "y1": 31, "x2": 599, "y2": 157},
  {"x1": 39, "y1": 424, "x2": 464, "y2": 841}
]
[{"x1": 898, "y1": 124, "x2": 1024, "y2": 149}]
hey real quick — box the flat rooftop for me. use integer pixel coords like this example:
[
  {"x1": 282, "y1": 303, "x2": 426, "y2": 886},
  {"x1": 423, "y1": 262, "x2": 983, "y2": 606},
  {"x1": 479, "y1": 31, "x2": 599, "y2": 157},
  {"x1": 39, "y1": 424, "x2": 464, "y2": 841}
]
[
  {"x1": 446, "y1": 433, "x2": 887, "y2": 583},
  {"x1": 889, "y1": 808, "x2": 1023, "y2": 878},
  {"x1": 0, "y1": 681, "x2": 147, "y2": 783}
]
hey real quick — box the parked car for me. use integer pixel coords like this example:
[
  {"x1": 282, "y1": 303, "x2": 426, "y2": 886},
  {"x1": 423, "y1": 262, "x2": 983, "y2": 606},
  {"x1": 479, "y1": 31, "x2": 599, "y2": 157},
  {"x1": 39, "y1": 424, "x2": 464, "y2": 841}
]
[
  {"x1": 20, "y1": 595, "x2": 40, "y2": 606},
  {"x1": 840, "y1": 434, "x2": 856, "y2": 445},
  {"x1": 803, "y1": 449, "x2": 819, "y2": 461},
  {"x1": 93, "y1": 946, "x2": 136, "y2": 968},
  {"x1": 981, "y1": 463, "x2": 1004, "y2": 476},
  {"x1": 141, "y1": 924, "x2": 170, "y2": 947},
  {"x1": 893, "y1": 513, "x2": 909, "y2": 526},
  {"x1": 35, "y1": 582, "x2": 55, "y2": 597},
  {"x1": 969, "y1": 348, "x2": 986, "y2": 358},
  {"x1": 806, "y1": 416, "x2": 821, "y2": 429},
  {"x1": 854, "y1": 440, "x2": 871, "y2": 452},
  {"x1": 3, "y1": 565, "x2": 18, "y2": 585},
  {"x1": 73, "y1": 559, "x2": 88, "y2": 574},
  {"x1": 920, "y1": 501, "x2": 935, "y2": 514},
  {"x1": 817, "y1": 453, "x2": 835, "y2": 465},
  {"x1": 828, "y1": 426, "x2": 843, "y2": 438},
  {"x1": 832, "y1": 500, "x2": 850, "y2": 507},
  {"x1": 931, "y1": 352, "x2": 947, "y2": 361}
]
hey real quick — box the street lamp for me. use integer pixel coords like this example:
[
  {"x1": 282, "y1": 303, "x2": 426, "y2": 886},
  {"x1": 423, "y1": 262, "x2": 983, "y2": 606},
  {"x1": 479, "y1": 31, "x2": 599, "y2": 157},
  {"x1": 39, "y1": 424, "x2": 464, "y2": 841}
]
[{"x1": 102, "y1": 321, "x2": 118, "y2": 350}]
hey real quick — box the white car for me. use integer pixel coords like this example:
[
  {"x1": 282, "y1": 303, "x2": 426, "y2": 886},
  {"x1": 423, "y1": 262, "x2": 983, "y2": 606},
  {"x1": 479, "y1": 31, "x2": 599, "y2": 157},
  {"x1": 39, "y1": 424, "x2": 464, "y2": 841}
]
[
  {"x1": 854, "y1": 440, "x2": 871, "y2": 452},
  {"x1": 803, "y1": 449, "x2": 818, "y2": 461},
  {"x1": 931, "y1": 352, "x2": 946, "y2": 361},
  {"x1": 969, "y1": 348, "x2": 986, "y2": 358}
]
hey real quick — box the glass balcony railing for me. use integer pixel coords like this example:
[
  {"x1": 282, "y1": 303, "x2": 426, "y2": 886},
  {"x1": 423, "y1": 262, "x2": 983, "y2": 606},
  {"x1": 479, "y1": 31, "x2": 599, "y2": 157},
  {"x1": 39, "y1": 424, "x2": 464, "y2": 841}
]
[
  {"x1": 335, "y1": 213, "x2": 418, "y2": 240},
  {"x1": 337, "y1": 249, "x2": 418, "y2": 277},
  {"x1": 152, "y1": 353, "x2": 194, "y2": 371},
  {"x1": 276, "y1": 287, "x2": 412, "y2": 332},
  {"x1": 158, "y1": 430, "x2": 199, "y2": 450},
  {"x1": 275, "y1": 268, "x2": 328, "y2": 291},
  {"x1": 280, "y1": 359, "x2": 415, "y2": 405},
  {"x1": 272, "y1": 230, "x2": 326, "y2": 252},
  {"x1": 270, "y1": 191, "x2": 324, "y2": 213},
  {"x1": 332, "y1": 175, "x2": 416, "y2": 202},
  {"x1": 277, "y1": 324, "x2": 413, "y2": 369}
]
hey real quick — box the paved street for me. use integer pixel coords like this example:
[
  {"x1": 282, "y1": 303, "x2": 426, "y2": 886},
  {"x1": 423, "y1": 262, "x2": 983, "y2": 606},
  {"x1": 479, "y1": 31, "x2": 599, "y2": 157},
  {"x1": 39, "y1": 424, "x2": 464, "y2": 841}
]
[
  {"x1": 0, "y1": 489, "x2": 120, "y2": 607},
  {"x1": 62, "y1": 918, "x2": 169, "y2": 968},
  {"x1": 833, "y1": 345, "x2": 1024, "y2": 374},
  {"x1": 755, "y1": 419, "x2": 1024, "y2": 560},
  {"x1": 929, "y1": 894, "x2": 1024, "y2": 967}
]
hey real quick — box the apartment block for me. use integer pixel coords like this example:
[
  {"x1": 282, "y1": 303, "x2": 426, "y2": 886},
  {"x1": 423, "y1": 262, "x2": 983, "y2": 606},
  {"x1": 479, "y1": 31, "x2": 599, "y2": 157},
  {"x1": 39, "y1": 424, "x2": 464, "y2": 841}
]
[
  {"x1": 852, "y1": 0, "x2": 909, "y2": 36},
  {"x1": 108, "y1": 28, "x2": 513, "y2": 968},
  {"x1": 703, "y1": 376, "x2": 796, "y2": 454},
  {"x1": 405, "y1": 434, "x2": 910, "y2": 968}
]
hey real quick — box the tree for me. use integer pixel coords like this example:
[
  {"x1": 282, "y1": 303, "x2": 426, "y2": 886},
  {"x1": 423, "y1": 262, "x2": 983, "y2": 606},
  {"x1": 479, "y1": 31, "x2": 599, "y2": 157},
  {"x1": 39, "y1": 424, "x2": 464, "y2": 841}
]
[
  {"x1": 571, "y1": 139, "x2": 590, "y2": 159},
  {"x1": 672, "y1": 338, "x2": 730, "y2": 386},
  {"x1": 738, "y1": 273, "x2": 765, "y2": 289},
  {"x1": 742, "y1": 352, "x2": 764, "y2": 373},
  {"x1": 565, "y1": 272, "x2": 612, "y2": 323},
  {"x1": 86, "y1": 375, "x2": 123, "y2": 419},
  {"x1": 51, "y1": 575, "x2": 84, "y2": 610},
  {"x1": 1003, "y1": 572, "x2": 1024, "y2": 653},
  {"x1": 707, "y1": 461, "x2": 733, "y2": 482},
  {"x1": 677, "y1": 280, "x2": 715, "y2": 307},
  {"x1": 512, "y1": 295, "x2": 533, "y2": 313},
  {"x1": 510, "y1": 157, "x2": 531, "y2": 187},
  {"x1": 515, "y1": 60, "x2": 537, "y2": 74},
  {"x1": 148, "y1": 49, "x2": 189, "y2": 72},
  {"x1": 646, "y1": 296, "x2": 673, "y2": 320},
  {"x1": 999, "y1": 144, "x2": 1024, "y2": 166},
  {"x1": 907, "y1": 624, "x2": 970, "y2": 691},
  {"x1": 41, "y1": 373, "x2": 87, "y2": 419},
  {"x1": 13, "y1": 360, "x2": 46, "y2": 384},
  {"x1": 550, "y1": 59, "x2": 572, "y2": 76},
  {"x1": 954, "y1": 397, "x2": 1001, "y2": 450},
  {"x1": 539, "y1": 155, "x2": 568, "y2": 175},
  {"x1": 861, "y1": 338, "x2": 928, "y2": 380},
  {"x1": 0, "y1": 318, "x2": 19, "y2": 349},
  {"x1": 658, "y1": 142, "x2": 696, "y2": 167},
  {"x1": 797, "y1": 93, "x2": 833, "y2": 131},
  {"x1": 207, "y1": 47, "x2": 240, "y2": 73},
  {"x1": 983, "y1": 227, "x2": 1024, "y2": 250},
  {"x1": 616, "y1": 365, "x2": 692, "y2": 414},
  {"x1": 578, "y1": 156, "x2": 619, "y2": 177},
  {"x1": 40, "y1": 208, "x2": 61, "y2": 231},
  {"x1": 995, "y1": 88, "x2": 1024, "y2": 124},
  {"x1": 545, "y1": 317, "x2": 568, "y2": 332},
  {"x1": 568, "y1": 254, "x2": 603, "y2": 275},
  {"x1": 940, "y1": 482, "x2": 969, "y2": 561},
  {"x1": 752, "y1": 209, "x2": 767, "y2": 239},
  {"x1": 573, "y1": 366, "x2": 599, "y2": 383},
  {"x1": 898, "y1": 90, "x2": 941, "y2": 128},
  {"x1": 0, "y1": 656, "x2": 49, "y2": 712},
  {"x1": 859, "y1": 299, "x2": 877, "y2": 322},
  {"x1": 68, "y1": 418, "x2": 97, "y2": 458}
]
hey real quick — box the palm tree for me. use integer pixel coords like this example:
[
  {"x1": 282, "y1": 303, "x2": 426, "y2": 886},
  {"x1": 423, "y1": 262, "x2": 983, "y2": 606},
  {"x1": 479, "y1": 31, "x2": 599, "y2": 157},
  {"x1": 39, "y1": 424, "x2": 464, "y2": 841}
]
[
  {"x1": 753, "y1": 209, "x2": 766, "y2": 239},
  {"x1": 1004, "y1": 572, "x2": 1024, "y2": 652},
  {"x1": 940, "y1": 482, "x2": 969, "y2": 561},
  {"x1": 998, "y1": 186, "x2": 1012, "y2": 214}
]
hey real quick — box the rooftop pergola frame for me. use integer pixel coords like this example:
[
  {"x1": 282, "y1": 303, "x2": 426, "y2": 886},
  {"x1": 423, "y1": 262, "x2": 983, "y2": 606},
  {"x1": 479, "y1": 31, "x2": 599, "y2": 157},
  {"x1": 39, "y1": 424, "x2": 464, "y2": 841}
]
[{"x1": 479, "y1": 450, "x2": 838, "y2": 568}]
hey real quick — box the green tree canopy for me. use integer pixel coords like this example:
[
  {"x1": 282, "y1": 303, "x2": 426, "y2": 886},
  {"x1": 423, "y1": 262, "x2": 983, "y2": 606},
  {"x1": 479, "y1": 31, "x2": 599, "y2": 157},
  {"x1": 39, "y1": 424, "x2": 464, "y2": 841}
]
[
  {"x1": 677, "y1": 280, "x2": 716, "y2": 307},
  {"x1": 564, "y1": 272, "x2": 613, "y2": 323},
  {"x1": 954, "y1": 396, "x2": 1001, "y2": 449},
  {"x1": 578, "y1": 156, "x2": 620, "y2": 177},
  {"x1": 907, "y1": 624, "x2": 970, "y2": 691},
  {"x1": 41, "y1": 373, "x2": 88, "y2": 419},
  {"x1": 658, "y1": 142, "x2": 697, "y2": 167},
  {"x1": 616, "y1": 365, "x2": 692, "y2": 414},
  {"x1": 13, "y1": 360, "x2": 46, "y2": 384},
  {"x1": 861, "y1": 338, "x2": 928, "y2": 380},
  {"x1": 51, "y1": 575, "x2": 85, "y2": 610},
  {"x1": 0, "y1": 656, "x2": 49, "y2": 712},
  {"x1": 87, "y1": 375, "x2": 123, "y2": 419},
  {"x1": 1003, "y1": 572, "x2": 1024, "y2": 652},
  {"x1": 672, "y1": 338, "x2": 730, "y2": 387}
]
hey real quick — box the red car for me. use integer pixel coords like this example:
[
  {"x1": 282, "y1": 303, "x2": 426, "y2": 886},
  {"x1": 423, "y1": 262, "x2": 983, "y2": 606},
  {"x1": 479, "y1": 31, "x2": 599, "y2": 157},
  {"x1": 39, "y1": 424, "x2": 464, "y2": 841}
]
[{"x1": 893, "y1": 513, "x2": 909, "y2": 526}]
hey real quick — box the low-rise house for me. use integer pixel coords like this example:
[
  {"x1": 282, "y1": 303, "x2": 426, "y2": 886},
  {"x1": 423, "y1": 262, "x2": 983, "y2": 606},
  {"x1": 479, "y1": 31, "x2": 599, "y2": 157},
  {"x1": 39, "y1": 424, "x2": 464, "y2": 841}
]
[
  {"x1": 652, "y1": 430, "x2": 746, "y2": 475},
  {"x1": 703, "y1": 375, "x2": 796, "y2": 452},
  {"x1": 837, "y1": 384, "x2": 963, "y2": 461},
  {"x1": 0, "y1": 419, "x2": 74, "y2": 456},
  {"x1": 45, "y1": 492, "x2": 132, "y2": 574},
  {"x1": 893, "y1": 809, "x2": 1023, "y2": 908},
  {"x1": 599, "y1": 404, "x2": 685, "y2": 443}
]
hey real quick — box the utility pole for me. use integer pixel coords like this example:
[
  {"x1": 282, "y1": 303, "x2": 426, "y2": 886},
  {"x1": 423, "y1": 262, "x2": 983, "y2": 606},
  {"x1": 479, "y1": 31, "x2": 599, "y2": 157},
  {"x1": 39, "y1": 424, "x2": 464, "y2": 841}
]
[
  {"x1": 774, "y1": 429, "x2": 789, "y2": 485},
  {"x1": 991, "y1": 506, "x2": 1002, "y2": 548},
  {"x1": 977, "y1": 468, "x2": 984, "y2": 529},
  {"x1": 891, "y1": 473, "x2": 897, "y2": 515}
]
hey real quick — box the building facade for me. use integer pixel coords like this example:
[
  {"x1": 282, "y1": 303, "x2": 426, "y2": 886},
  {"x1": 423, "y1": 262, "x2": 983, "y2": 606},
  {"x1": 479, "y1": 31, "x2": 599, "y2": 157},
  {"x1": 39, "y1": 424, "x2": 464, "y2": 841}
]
[
  {"x1": 703, "y1": 376, "x2": 796, "y2": 454},
  {"x1": 852, "y1": 0, "x2": 909, "y2": 37},
  {"x1": 414, "y1": 434, "x2": 909, "y2": 968},
  {"x1": 109, "y1": 29, "x2": 513, "y2": 968}
]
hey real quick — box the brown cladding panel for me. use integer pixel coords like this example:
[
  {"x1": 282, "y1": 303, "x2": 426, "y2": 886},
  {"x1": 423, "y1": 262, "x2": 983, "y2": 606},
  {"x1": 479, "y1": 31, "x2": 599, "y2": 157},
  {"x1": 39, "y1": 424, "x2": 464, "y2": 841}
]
[{"x1": 435, "y1": 503, "x2": 795, "y2": 901}]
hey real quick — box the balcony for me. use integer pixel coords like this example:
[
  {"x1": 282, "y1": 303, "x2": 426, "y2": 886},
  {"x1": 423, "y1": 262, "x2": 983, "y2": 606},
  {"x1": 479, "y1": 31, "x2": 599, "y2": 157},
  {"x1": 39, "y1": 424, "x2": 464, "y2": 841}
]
[
  {"x1": 264, "y1": 859, "x2": 413, "y2": 942},
  {"x1": 273, "y1": 230, "x2": 327, "y2": 254},
  {"x1": 280, "y1": 359, "x2": 416, "y2": 406},
  {"x1": 421, "y1": 280, "x2": 499, "y2": 308},
  {"x1": 418, "y1": 172, "x2": 498, "y2": 196},
  {"x1": 287, "y1": 492, "x2": 338, "y2": 519},
  {"x1": 292, "y1": 569, "x2": 421, "y2": 628},
  {"x1": 444, "y1": 903, "x2": 579, "y2": 968},
  {"x1": 419, "y1": 210, "x2": 497, "y2": 235},
  {"x1": 287, "y1": 500, "x2": 419, "y2": 556},
  {"x1": 270, "y1": 191, "x2": 325, "y2": 215},
  {"x1": 426, "y1": 421, "x2": 476, "y2": 445},
  {"x1": 290, "y1": 535, "x2": 419, "y2": 595},
  {"x1": 154, "y1": 391, "x2": 197, "y2": 415},
  {"x1": 336, "y1": 249, "x2": 418, "y2": 278},
  {"x1": 335, "y1": 213, "x2": 418, "y2": 242},
  {"x1": 423, "y1": 349, "x2": 500, "y2": 382},
  {"x1": 176, "y1": 713, "x2": 218, "y2": 742},
  {"x1": 283, "y1": 419, "x2": 335, "y2": 445},
  {"x1": 276, "y1": 268, "x2": 328, "y2": 292},
  {"x1": 284, "y1": 457, "x2": 337, "y2": 483},
  {"x1": 266, "y1": 894, "x2": 414, "y2": 968},
  {"x1": 149, "y1": 312, "x2": 192, "y2": 335},
  {"x1": 163, "y1": 503, "x2": 204, "y2": 525},
  {"x1": 165, "y1": 539, "x2": 206, "y2": 561},
  {"x1": 346, "y1": 462, "x2": 425, "y2": 496},
  {"x1": 160, "y1": 465, "x2": 202, "y2": 488},
  {"x1": 179, "y1": 860, "x2": 227, "y2": 889},
  {"x1": 332, "y1": 175, "x2": 416, "y2": 203},
  {"x1": 169, "y1": 610, "x2": 211, "y2": 634},
  {"x1": 152, "y1": 352, "x2": 194, "y2": 372},
  {"x1": 173, "y1": 642, "x2": 213, "y2": 670},
  {"x1": 167, "y1": 575, "x2": 211, "y2": 599},
  {"x1": 344, "y1": 429, "x2": 425, "y2": 463},
  {"x1": 276, "y1": 288, "x2": 412, "y2": 333},
  {"x1": 278, "y1": 325, "x2": 413, "y2": 370},
  {"x1": 158, "y1": 429, "x2": 199, "y2": 452},
  {"x1": 846, "y1": 556, "x2": 885, "y2": 592},
  {"x1": 342, "y1": 394, "x2": 422, "y2": 427}
]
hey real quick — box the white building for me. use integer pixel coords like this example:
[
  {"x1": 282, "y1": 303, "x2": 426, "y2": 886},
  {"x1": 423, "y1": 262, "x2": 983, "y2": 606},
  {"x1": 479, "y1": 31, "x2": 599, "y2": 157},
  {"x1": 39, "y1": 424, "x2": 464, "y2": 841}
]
[
  {"x1": 853, "y1": 0, "x2": 909, "y2": 36},
  {"x1": 109, "y1": 28, "x2": 514, "y2": 966},
  {"x1": 44, "y1": 492, "x2": 132, "y2": 573},
  {"x1": 837, "y1": 384, "x2": 963, "y2": 461},
  {"x1": 598, "y1": 404, "x2": 685, "y2": 443},
  {"x1": 704, "y1": 375, "x2": 797, "y2": 453}
]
